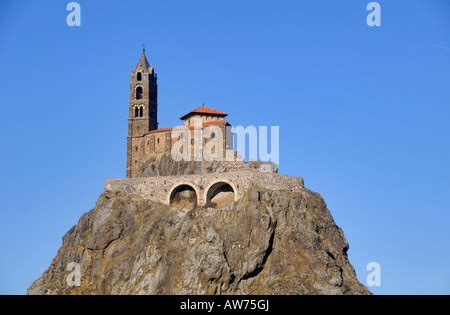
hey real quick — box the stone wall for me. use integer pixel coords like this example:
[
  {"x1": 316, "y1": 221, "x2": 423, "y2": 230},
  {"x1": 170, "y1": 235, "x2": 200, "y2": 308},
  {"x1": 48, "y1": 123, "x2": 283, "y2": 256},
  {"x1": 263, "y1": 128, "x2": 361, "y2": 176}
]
[
  {"x1": 105, "y1": 170, "x2": 304, "y2": 207},
  {"x1": 127, "y1": 54, "x2": 158, "y2": 178},
  {"x1": 127, "y1": 124, "x2": 232, "y2": 178}
]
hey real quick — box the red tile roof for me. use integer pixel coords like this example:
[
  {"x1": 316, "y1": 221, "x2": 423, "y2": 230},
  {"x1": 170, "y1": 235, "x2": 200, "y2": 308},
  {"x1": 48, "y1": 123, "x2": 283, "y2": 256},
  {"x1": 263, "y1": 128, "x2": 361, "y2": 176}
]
[
  {"x1": 180, "y1": 103, "x2": 228, "y2": 120},
  {"x1": 144, "y1": 121, "x2": 229, "y2": 135},
  {"x1": 202, "y1": 120, "x2": 228, "y2": 125},
  {"x1": 144, "y1": 128, "x2": 171, "y2": 135}
]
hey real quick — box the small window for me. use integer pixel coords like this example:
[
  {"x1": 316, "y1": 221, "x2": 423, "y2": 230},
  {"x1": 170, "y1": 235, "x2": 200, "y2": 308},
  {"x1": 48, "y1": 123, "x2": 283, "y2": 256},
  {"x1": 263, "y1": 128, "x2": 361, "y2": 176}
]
[
  {"x1": 134, "y1": 107, "x2": 139, "y2": 118},
  {"x1": 191, "y1": 139, "x2": 195, "y2": 145},
  {"x1": 136, "y1": 86, "x2": 143, "y2": 100},
  {"x1": 211, "y1": 132, "x2": 215, "y2": 139},
  {"x1": 135, "y1": 146, "x2": 138, "y2": 152},
  {"x1": 139, "y1": 106, "x2": 144, "y2": 117},
  {"x1": 137, "y1": 72, "x2": 142, "y2": 81},
  {"x1": 157, "y1": 138, "x2": 160, "y2": 144}
]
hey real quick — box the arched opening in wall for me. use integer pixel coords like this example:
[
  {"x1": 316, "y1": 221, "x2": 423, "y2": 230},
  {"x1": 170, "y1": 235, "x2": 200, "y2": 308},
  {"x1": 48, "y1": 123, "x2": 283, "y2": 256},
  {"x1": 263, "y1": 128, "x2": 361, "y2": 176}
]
[
  {"x1": 169, "y1": 184, "x2": 198, "y2": 210},
  {"x1": 206, "y1": 182, "x2": 235, "y2": 208},
  {"x1": 139, "y1": 106, "x2": 144, "y2": 117},
  {"x1": 136, "y1": 86, "x2": 143, "y2": 99},
  {"x1": 137, "y1": 72, "x2": 142, "y2": 81},
  {"x1": 134, "y1": 107, "x2": 139, "y2": 118}
]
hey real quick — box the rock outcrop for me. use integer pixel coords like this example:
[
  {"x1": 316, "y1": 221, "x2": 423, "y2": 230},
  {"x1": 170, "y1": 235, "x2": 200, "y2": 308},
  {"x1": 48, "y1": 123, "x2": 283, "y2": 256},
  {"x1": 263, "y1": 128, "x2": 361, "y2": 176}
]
[
  {"x1": 28, "y1": 178, "x2": 370, "y2": 294},
  {"x1": 138, "y1": 153, "x2": 278, "y2": 177}
]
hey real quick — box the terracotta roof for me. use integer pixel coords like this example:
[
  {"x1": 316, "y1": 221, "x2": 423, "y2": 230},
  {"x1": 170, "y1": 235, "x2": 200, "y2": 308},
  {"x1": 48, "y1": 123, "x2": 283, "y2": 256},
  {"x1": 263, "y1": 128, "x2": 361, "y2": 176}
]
[
  {"x1": 202, "y1": 120, "x2": 228, "y2": 125},
  {"x1": 180, "y1": 103, "x2": 228, "y2": 120},
  {"x1": 152, "y1": 127, "x2": 173, "y2": 132},
  {"x1": 144, "y1": 121, "x2": 229, "y2": 135}
]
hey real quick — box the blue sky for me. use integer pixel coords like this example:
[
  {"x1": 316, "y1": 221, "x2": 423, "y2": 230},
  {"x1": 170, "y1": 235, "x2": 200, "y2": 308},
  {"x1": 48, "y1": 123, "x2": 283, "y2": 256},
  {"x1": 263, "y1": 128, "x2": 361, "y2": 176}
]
[{"x1": 1, "y1": 0, "x2": 449, "y2": 294}]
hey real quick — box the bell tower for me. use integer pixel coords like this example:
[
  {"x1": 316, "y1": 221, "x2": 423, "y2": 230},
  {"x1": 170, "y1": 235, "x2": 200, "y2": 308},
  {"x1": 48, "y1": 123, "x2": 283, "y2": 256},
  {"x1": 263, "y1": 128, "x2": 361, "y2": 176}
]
[{"x1": 127, "y1": 49, "x2": 158, "y2": 177}]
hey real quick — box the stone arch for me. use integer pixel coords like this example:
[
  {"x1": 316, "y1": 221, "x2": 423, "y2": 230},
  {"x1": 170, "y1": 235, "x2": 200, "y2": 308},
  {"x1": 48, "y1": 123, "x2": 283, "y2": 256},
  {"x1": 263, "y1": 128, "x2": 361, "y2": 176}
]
[
  {"x1": 205, "y1": 181, "x2": 237, "y2": 208},
  {"x1": 168, "y1": 183, "x2": 200, "y2": 210},
  {"x1": 136, "y1": 72, "x2": 142, "y2": 81},
  {"x1": 135, "y1": 86, "x2": 143, "y2": 100}
]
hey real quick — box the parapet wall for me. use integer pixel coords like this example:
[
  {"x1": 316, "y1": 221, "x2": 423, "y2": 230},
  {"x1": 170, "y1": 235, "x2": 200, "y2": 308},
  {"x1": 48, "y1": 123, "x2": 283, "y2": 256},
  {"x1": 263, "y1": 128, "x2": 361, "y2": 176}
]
[{"x1": 105, "y1": 170, "x2": 304, "y2": 207}]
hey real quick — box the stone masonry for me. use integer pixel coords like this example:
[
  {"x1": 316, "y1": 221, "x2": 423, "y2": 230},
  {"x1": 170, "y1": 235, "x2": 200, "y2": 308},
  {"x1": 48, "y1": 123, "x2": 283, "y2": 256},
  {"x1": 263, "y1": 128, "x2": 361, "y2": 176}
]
[
  {"x1": 127, "y1": 50, "x2": 233, "y2": 178},
  {"x1": 105, "y1": 170, "x2": 304, "y2": 207},
  {"x1": 121, "y1": 50, "x2": 305, "y2": 209}
]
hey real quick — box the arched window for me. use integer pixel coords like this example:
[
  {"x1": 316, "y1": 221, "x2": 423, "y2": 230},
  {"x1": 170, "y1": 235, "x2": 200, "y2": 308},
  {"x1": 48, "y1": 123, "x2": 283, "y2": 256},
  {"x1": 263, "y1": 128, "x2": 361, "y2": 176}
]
[
  {"x1": 139, "y1": 106, "x2": 144, "y2": 117},
  {"x1": 137, "y1": 72, "x2": 142, "y2": 81},
  {"x1": 134, "y1": 107, "x2": 139, "y2": 118},
  {"x1": 136, "y1": 86, "x2": 143, "y2": 100}
]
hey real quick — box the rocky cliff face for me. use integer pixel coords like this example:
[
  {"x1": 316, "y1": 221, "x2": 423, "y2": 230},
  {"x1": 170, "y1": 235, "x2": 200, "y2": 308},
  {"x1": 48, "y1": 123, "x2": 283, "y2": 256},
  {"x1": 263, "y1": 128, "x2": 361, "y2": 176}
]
[
  {"x1": 138, "y1": 154, "x2": 278, "y2": 177},
  {"x1": 28, "y1": 180, "x2": 369, "y2": 295}
]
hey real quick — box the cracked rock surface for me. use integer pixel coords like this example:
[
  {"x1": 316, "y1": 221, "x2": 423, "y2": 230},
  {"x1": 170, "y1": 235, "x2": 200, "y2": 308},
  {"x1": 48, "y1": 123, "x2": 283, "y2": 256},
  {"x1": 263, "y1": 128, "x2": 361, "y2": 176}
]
[{"x1": 28, "y1": 185, "x2": 370, "y2": 295}]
